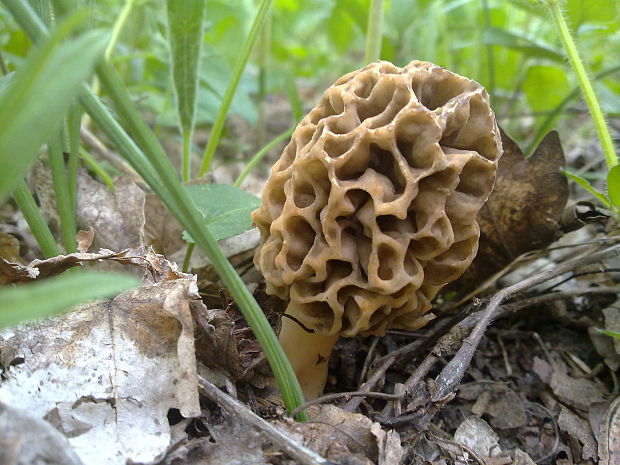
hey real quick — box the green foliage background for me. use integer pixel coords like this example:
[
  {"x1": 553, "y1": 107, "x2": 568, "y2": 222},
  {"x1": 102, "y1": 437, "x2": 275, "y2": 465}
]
[{"x1": 2, "y1": 0, "x2": 617, "y2": 153}]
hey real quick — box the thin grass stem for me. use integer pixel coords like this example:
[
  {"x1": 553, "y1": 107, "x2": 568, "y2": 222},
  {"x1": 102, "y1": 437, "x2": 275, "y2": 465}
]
[
  {"x1": 546, "y1": 0, "x2": 617, "y2": 168},
  {"x1": 48, "y1": 130, "x2": 77, "y2": 253},
  {"x1": 80, "y1": 147, "x2": 115, "y2": 191},
  {"x1": 198, "y1": 0, "x2": 273, "y2": 176},
  {"x1": 12, "y1": 178, "x2": 60, "y2": 258},
  {"x1": 106, "y1": 0, "x2": 137, "y2": 59},
  {"x1": 67, "y1": 103, "x2": 81, "y2": 210},
  {"x1": 364, "y1": 0, "x2": 385, "y2": 63},
  {"x1": 234, "y1": 127, "x2": 293, "y2": 188}
]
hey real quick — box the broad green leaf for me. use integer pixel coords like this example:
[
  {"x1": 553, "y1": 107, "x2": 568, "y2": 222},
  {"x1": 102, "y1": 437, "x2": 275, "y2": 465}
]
[
  {"x1": 607, "y1": 164, "x2": 620, "y2": 209},
  {"x1": 561, "y1": 169, "x2": 611, "y2": 208},
  {"x1": 166, "y1": 0, "x2": 205, "y2": 134},
  {"x1": 0, "y1": 271, "x2": 139, "y2": 328},
  {"x1": 565, "y1": 0, "x2": 618, "y2": 30},
  {"x1": 183, "y1": 183, "x2": 261, "y2": 242},
  {"x1": 0, "y1": 71, "x2": 15, "y2": 96},
  {"x1": 523, "y1": 65, "x2": 570, "y2": 112},
  {"x1": 0, "y1": 18, "x2": 106, "y2": 200},
  {"x1": 327, "y1": 5, "x2": 356, "y2": 53},
  {"x1": 483, "y1": 28, "x2": 564, "y2": 62}
]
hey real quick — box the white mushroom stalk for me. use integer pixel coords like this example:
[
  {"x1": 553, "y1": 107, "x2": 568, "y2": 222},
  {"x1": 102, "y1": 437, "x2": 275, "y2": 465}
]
[{"x1": 253, "y1": 60, "x2": 503, "y2": 399}]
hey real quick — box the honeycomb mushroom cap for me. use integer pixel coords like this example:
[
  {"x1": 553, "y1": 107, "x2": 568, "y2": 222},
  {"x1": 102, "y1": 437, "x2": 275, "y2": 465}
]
[{"x1": 253, "y1": 60, "x2": 502, "y2": 337}]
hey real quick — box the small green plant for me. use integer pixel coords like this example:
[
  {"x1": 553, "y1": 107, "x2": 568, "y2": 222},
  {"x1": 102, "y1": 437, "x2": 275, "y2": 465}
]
[
  {"x1": 524, "y1": 0, "x2": 618, "y2": 213},
  {"x1": 1, "y1": 0, "x2": 308, "y2": 421},
  {"x1": 0, "y1": 13, "x2": 138, "y2": 326}
]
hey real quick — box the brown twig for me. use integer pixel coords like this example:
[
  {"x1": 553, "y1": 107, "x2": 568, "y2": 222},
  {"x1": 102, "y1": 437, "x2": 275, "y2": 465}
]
[
  {"x1": 197, "y1": 375, "x2": 332, "y2": 465},
  {"x1": 291, "y1": 390, "x2": 401, "y2": 420}
]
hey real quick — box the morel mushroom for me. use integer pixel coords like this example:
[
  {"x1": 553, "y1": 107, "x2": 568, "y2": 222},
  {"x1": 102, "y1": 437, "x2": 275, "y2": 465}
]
[{"x1": 253, "y1": 60, "x2": 503, "y2": 399}]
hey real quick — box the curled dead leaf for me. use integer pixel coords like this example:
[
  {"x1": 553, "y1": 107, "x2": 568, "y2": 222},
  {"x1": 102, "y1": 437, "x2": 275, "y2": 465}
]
[{"x1": 450, "y1": 129, "x2": 569, "y2": 295}]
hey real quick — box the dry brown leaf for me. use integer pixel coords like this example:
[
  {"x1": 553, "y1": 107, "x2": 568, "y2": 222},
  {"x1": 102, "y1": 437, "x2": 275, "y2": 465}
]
[
  {"x1": 596, "y1": 396, "x2": 620, "y2": 465},
  {"x1": 0, "y1": 257, "x2": 38, "y2": 284},
  {"x1": 453, "y1": 416, "x2": 501, "y2": 457},
  {"x1": 277, "y1": 404, "x2": 392, "y2": 464},
  {"x1": 546, "y1": 355, "x2": 607, "y2": 411},
  {"x1": 77, "y1": 172, "x2": 146, "y2": 251},
  {"x1": 558, "y1": 405, "x2": 598, "y2": 462},
  {"x1": 0, "y1": 232, "x2": 23, "y2": 264},
  {"x1": 143, "y1": 193, "x2": 185, "y2": 260},
  {"x1": 75, "y1": 227, "x2": 95, "y2": 253},
  {"x1": 0, "y1": 275, "x2": 202, "y2": 465},
  {"x1": 450, "y1": 129, "x2": 568, "y2": 294}
]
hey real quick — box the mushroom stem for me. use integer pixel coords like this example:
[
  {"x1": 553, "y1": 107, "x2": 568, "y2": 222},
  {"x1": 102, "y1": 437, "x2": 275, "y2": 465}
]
[{"x1": 278, "y1": 302, "x2": 339, "y2": 400}]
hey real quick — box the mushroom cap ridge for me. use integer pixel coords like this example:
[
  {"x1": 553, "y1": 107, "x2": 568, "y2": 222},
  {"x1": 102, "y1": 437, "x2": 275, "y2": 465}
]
[{"x1": 253, "y1": 60, "x2": 503, "y2": 337}]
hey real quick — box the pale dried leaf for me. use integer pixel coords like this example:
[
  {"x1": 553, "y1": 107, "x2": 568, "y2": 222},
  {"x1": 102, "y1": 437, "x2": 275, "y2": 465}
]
[
  {"x1": 597, "y1": 396, "x2": 620, "y2": 465},
  {"x1": 558, "y1": 405, "x2": 598, "y2": 461},
  {"x1": 548, "y1": 355, "x2": 606, "y2": 410},
  {"x1": 371, "y1": 424, "x2": 403, "y2": 465},
  {"x1": 0, "y1": 277, "x2": 201, "y2": 465},
  {"x1": 453, "y1": 416, "x2": 501, "y2": 457},
  {"x1": 0, "y1": 401, "x2": 84, "y2": 465}
]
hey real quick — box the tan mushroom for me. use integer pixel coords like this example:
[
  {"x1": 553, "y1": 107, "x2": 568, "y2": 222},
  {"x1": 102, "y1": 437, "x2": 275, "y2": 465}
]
[{"x1": 253, "y1": 60, "x2": 503, "y2": 399}]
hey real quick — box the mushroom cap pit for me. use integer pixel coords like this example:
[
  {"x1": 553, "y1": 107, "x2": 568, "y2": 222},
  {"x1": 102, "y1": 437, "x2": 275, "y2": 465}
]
[{"x1": 253, "y1": 60, "x2": 503, "y2": 337}]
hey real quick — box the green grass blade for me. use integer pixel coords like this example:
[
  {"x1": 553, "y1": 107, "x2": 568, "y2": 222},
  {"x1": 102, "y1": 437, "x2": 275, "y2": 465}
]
[
  {"x1": 12, "y1": 178, "x2": 60, "y2": 258},
  {"x1": 234, "y1": 127, "x2": 293, "y2": 188},
  {"x1": 106, "y1": 0, "x2": 137, "y2": 59},
  {"x1": 48, "y1": 130, "x2": 77, "y2": 253},
  {"x1": 166, "y1": 0, "x2": 205, "y2": 181},
  {"x1": 80, "y1": 147, "x2": 115, "y2": 191},
  {"x1": 0, "y1": 5, "x2": 106, "y2": 200},
  {"x1": 0, "y1": 271, "x2": 139, "y2": 328},
  {"x1": 67, "y1": 104, "x2": 82, "y2": 211},
  {"x1": 198, "y1": 0, "x2": 273, "y2": 176}
]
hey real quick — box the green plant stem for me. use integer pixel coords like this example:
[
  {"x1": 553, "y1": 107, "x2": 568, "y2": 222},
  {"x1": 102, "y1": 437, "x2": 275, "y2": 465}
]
[
  {"x1": 48, "y1": 130, "x2": 77, "y2": 253},
  {"x1": 198, "y1": 0, "x2": 273, "y2": 176},
  {"x1": 286, "y1": 74, "x2": 303, "y2": 123},
  {"x1": 67, "y1": 103, "x2": 81, "y2": 210},
  {"x1": 234, "y1": 127, "x2": 293, "y2": 187},
  {"x1": 80, "y1": 147, "x2": 115, "y2": 191},
  {"x1": 364, "y1": 0, "x2": 385, "y2": 63},
  {"x1": 12, "y1": 178, "x2": 60, "y2": 258},
  {"x1": 182, "y1": 130, "x2": 191, "y2": 182},
  {"x1": 7, "y1": 0, "x2": 307, "y2": 421},
  {"x1": 546, "y1": 0, "x2": 617, "y2": 168},
  {"x1": 182, "y1": 242, "x2": 194, "y2": 273},
  {"x1": 106, "y1": 0, "x2": 136, "y2": 59}
]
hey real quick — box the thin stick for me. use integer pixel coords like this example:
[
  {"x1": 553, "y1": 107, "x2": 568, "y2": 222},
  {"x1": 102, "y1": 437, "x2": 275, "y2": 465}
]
[
  {"x1": 291, "y1": 390, "x2": 401, "y2": 420},
  {"x1": 197, "y1": 376, "x2": 331, "y2": 465}
]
